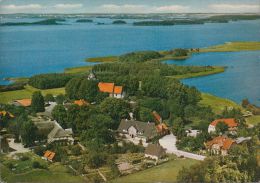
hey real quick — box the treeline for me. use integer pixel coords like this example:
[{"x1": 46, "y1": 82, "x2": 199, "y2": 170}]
[
  {"x1": 0, "y1": 82, "x2": 26, "y2": 92},
  {"x1": 0, "y1": 19, "x2": 64, "y2": 26},
  {"x1": 119, "y1": 51, "x2": 162, "y2": 62},
  {"x1": 133, "y1": 19, "x2": 205, "y2": 26},
  {"x1": 29, "y1": 73, "x2": 77, "y2": 89},
  {"x1": 93, "y1": 62, "x2": 214, "y2": 79},
  {"x1": 133, "y1": 15, "x2": 260, "y2": 26}
]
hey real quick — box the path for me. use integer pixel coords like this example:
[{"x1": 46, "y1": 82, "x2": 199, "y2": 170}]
[
  {"x1": 97, "y1": 169, "x2": 107, "y2": 182},
  {"x1": 159, "y1": 133, "x2": 206, "y2": 161},
  {"x1": 7, "y1": 138, "x2": 30, "y2": 156}
]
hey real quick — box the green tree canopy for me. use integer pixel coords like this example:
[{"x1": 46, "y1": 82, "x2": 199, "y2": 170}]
[
  {"x1": 21, "y1": 120, "x2": 38, "y2": 147},
  {"x1": 100, "y1": 98, "x2": 130, "y2": 126},
  {"x1": 31, "y1": 91, "x2": 45, "y2": 112}
]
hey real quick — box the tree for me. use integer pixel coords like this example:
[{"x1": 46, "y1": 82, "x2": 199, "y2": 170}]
[
  {"x1": 242, "y1": 98, "x2": 250, "y2": 108},
  {"x1": 52, "y1": 105, "x2": 68, "y2": 128},
  {"x1": 65, "y1": 77, "x2": 99, "y2": 102},
  {"x1": 100, "y1": 98, "x2": 130, "y2": 125},
  {"x1": 44, "y1": 94, "x2": 55, "y2": 104},
  {"x1": 81, "y1": 114, "x2": 115, "y2": 144},
  {"x1": 215, "y1": 121, "x2": 229, "y2": 134},
  {"x1": 172, "y1": 117, "x2": 185, "y2": 139},
  {"x1": 31, "y1": 91, "x2": 45, "y2": 112},
  {"x1": 21, "y1": 120, "x2": 38, "y2": 147},
  {"x1": 55, "y1": 94, "x2": 66, "y2": 105},
  {"x1": 139, "y1": 107, "x2": 154, "y2": 122}
]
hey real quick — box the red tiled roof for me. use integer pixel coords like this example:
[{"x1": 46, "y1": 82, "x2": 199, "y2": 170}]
[
  {"x1": 156, "y1": 123, "x2": 168, "y2": 133},
  {"x1": 44, "y1": 150, "x2": 55, "y2": 161},
  {"x1": 98, "y1": 82, "x2": 123, "y2": 94},
  {"x1": 152, "y1": 111, "x2": 162, "y2": 123},
  {"x1": 206, "y1": 136, "x2": 235, "y2": 150},
  {"x1": 210, "y1": 118, "x2": 238, "y2": 127},
  {"x1": 98, "y1": 82, "x2": 115, "y2": 93},
  {"x1": 14, "y1": 99, "x2": 32, "y2": 107},
  {"x1": 74, "y1": 99, "x2": 89, "y2": 106},
  {"x1": 114, "y1": 86, "x2": 123, "y2": 94}
]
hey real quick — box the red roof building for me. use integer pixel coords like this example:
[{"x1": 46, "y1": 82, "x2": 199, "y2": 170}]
[
  {"x1": 206, "y1": 136, "x2": 235, "y2": 155},
  {"x1": 208, "y1": 118, "x2": 238, "y2": 133},
  {"x1": 98, "y1": 82, "x2": 124, "y2": 98},
  {"x1": 43, "y1": 150, "x2": 56, "y2": 162},
  {"x1": 74, "y1": 99, "x2": 89, "y2": 106}
]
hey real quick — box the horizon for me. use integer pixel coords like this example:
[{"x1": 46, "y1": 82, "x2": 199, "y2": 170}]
[{"x1": 0, "y1": 0, "x2": 259, "y2": 14}]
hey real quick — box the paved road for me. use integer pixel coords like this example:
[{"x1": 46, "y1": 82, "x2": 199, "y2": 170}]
[{"x1": 159, "y1": 133, "x2": 206, "y2": 161}]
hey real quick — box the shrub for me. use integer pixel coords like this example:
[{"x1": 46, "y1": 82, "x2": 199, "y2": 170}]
[
  {"x1": 32, "y1": 161, "x2": 41, "y2": 168},
  {"x1": 20, "y1": 155, "x2": 29, "y2": 161}
]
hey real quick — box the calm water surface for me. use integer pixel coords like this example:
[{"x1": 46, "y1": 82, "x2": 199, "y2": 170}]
[{"x1": 0, "y1": 18, "x2": 260, "y2": 104}]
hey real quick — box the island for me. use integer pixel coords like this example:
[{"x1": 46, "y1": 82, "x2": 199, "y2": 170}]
[
  {"x1": 133, "y1": 14, "x2": 260, "y2": 26},
  {"x1": 0, "y1": 19, "x2": 65, "y2": 26},
  {"x1": 76, "y1": 19, "x2": 93, "y2": 23},
  {"x1": 112, "y1": 20, "x2": 127, "y2": 24}
]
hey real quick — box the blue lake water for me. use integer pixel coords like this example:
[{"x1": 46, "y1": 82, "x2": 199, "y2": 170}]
[
  {"x1": 0, "y1": 18, "x2": 260, "y2": 105},
  {"x1": 165, "y1": 51, "x2": 260, "y2": 106}
]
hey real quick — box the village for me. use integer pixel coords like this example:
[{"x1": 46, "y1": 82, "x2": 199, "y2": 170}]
[{"x1": 1, "y1": 70, "x2": 259, "y2": 183}]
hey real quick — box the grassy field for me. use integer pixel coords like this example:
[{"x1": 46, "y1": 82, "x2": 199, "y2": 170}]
[
  {"x1": 0, "y1": 161, "x2": 85, "y2": 183},
  {"x1": 200, "y1": 93, "x2": 243, "y2": 114},
  {"x1": 86, "y1": 56, "x2": 118, "y2": 63},
  {"x1": 201, "y1": 42, "x2": 260, "y2": 52},
  {"x1": 0, "y1": 85, "x2": 65, "y2": 104},
  {"x1": 64, "y1": 65, "x2": 92, "y2": 74},
  {"x1": 245, "y1": 115, "x2": 260, "y2": 125},
  {"x1": 112, "y1": 158, "x2": 197, "y2": 183},
  {"x1": 169, "y1": 66, "x2": 225, "y2": 79}
]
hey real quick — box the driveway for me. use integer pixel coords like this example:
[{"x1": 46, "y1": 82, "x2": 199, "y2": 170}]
[
  {"x1": 159, "y1": 133, "x2": 177, "y2": 153},
  {"x1": 7, "y1": 138, "x2": 30, "y2": 156},
  {"x1": 159, "y1": 133, "x2": 205, "y2": 161}
]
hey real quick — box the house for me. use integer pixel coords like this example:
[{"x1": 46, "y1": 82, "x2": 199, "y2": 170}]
[
  {"x1": 156, "y1": 123, "x2": 170, "y2": 136},
  {"x1": 88, "y1": 71, "x2": 97, "y2": 80},
  {"x1": 117, "y1": 119, "x2": 158, "y2": 143},
  {"x1": 152, "y1": 111, "x2": 162, "y2": 124},
  {"x1": 152, "y1": 111, "x2": 169, "y2": 135},
  {"x1": 98, "y1": 82, "x2": 125, "y2": 99},
  {"x1": 47, "y1": 121, "x2": 74, "y2": 145},
  {"x1": 12, "y1": 99, "x2": 32, "y2": 107},
  {"x1": 43, "y1": 150, "x2": 55, "y2": 162},
  {"x1": 186, "y1": 129, "x2": 201, "y2": 137},
  {"x1": 208, "y1": 118, "x2": 238, "y2": 133},
  {"x1": 205, "y1": 136, "x2": 236, "y2": 155},
  {"x1": 145, "y1": 144, "x2": 166, "y2": 160},
  {"x1": 74, "y1": 99, "x2": 89, "y2": 106}
]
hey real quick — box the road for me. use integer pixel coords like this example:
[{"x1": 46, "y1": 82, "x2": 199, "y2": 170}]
[{"x1": 159, "y1": 133, "x2": 206, "y2": 161}]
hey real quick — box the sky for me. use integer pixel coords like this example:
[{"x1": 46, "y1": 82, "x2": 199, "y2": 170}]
[{"x1": 0, "y1": 0, "x2": 260, "y2": 14}]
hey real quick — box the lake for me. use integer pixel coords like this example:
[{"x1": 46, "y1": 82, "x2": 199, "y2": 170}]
[{"x1": 0, "y1": 18, "x2": 260, "y2": 105}]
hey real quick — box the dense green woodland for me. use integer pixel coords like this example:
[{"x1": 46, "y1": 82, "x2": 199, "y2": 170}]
[{"x1": 29, "y1": 73, "x2": 77, "y2": 89}]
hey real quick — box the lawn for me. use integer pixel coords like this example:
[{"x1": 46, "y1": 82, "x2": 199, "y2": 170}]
[
  {"x1": 0, "y1": 153, "x2": 85, "y2": 183},
  {"x1": 112, "y1": 158, "x2": 198, "y2": 183},
  {"x1": 200, "y1": 93, "x2": 243, "y2": 114},
  {"x1": 245, "y1": 115, "x2": 260, "y2": 125},
  {"x1": 64, "y1": 65, "x2": 93, "y2": 74},
  {"x1": 86, "y1": 56, "x2": 119, "y2": 63},
  {"x1": 0, "y1": 85, "x2": 65, "y2": 104},
  {"x1": 201, "y1": 41, "x2": 260, "y2": 52}
]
